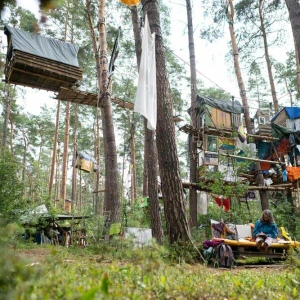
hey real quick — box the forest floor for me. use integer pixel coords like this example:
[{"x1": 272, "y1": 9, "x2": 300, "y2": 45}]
[{"x1": 15, "y1": 246, "x2": 288, "y2": 274}]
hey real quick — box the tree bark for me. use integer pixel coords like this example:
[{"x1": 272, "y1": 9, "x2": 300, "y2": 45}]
[
  {"x1": 286, "y1": 0, "x2": 300, "y2": 60},
  {"x1": 130, "y1": 120, "x2": 137, "y2": 202},
  {"x1": 131, "y1": 6, "x2": 163, "y2": 243},
  {"x1": 141, "y1": 0, "x2": 191, "y2": 244},
  {"x1": 60, "y1": 101, "x2": 70, "y2": 209},
  {"x1": 71, "y1": 103, "x2": 78, "y2": 213},
  {"x1": 186, "y1": 0, "x2": 198, "y2": 228},
  {"x1": 258, "y1": 0, "x2": 279, "y2": 113},
  {"x1": 286, "y1": 0, "x2": 300, "y2": 96},
  {"x1": 97, "y1": 0, "x2": 120, "y2": 223},
  {"x1": 1, "y1": 84, "x2": 11, "y2": 148},
  {"x1": 227, "y1": 0, "x2": 269, "y2": 210}
]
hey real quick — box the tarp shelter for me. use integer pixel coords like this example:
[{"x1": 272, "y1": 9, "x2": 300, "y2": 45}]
[
  {"x1": 4, "y1": 25, "x2": 82, "y2": 92},
  {"x1": 193, "y1": 95, "x2": 244, "y2": 130},
  {"x1": 75, "y1": 151, "x2": 98, "y2": 173},
  {"x1": 125, "y1": 227, "x2": 152, "y2": 248},
  {"x1": 20, "y1": 204, "x2": 89, "y2": 224}
]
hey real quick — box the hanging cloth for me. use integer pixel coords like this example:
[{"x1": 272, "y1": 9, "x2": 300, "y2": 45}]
[
  {"x1": 134, "y1": 14, "x2": 157, "y2": 130},
  {"x1": 212, "y1": 195, "x2": 230, "y2": 212}
]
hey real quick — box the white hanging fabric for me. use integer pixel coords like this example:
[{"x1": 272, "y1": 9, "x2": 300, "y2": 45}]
[
  {"x1": 134, "y1": 14, "x2": 157, "y2": 130},
  {"x1": 197, "y1": 192, "x2": 208, "y2": 215}
]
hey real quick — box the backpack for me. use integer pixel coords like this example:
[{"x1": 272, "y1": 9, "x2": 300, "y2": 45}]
[{"x1": 212, "y1": 243, "x2": 235, "y2": 268}]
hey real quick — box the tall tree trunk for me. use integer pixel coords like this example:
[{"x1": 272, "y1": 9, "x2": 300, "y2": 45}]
[
  {"x1": 93, "y1": 109, "x2": 101, "y2": 214},
  {"x1": 97, "y1": 0, "x2": 120, "y2": 222},
  {"x1": 49, "y1": 0, "x2": 70, "y2": 200},
  {"x1": 130, "y1": 120, "x2": 137, "y2": 202},
  {"x1": 286, "y1": 0, "x2": 300, "y2": 96},
  {"x1": 49, "y1": 100, "x2": 60, "y2": 200},
  {"x1": 294, "y1": 41, "x2": 300, "y2": 97},
  {"x1": 186, "y1": 0, "x2": 198, "y2": 228},
  {"x1": 141, "y1": 0, "x2": 190, "y2": 244},
  {"x1": 130, "y1": 6, "x2": 150, "y2": 198},
  {"x1": 61, "y1": 102, "x2": 70, "y2": 209},
  {"x1": 71, "y1": 103, "x2": 78, "y2": 213},
  {"x1": 286, "y1": 0, "x2": 300, "y2": 59},
  {"x1": 131, "y1": 6, "x2": 163, "y2": 243},
  {"x1": 227, "y1": 0, "x2": 269, "y2": 210},
  {"x1": 2, "y1": 84, "x2": 11, "y2": 148},
  {"x1": 148, "y1": 130, "x2": 163, "y2": 243},
  {"x1": 258, "y1": 0, "x2": 279, "y2": 113},
  {"x1": 9, "y1": 113, "x2": 14, "y2": 157}
]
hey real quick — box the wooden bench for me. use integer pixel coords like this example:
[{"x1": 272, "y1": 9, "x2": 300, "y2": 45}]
[{"x1": 211, "y1": 221, "x2": 300, "y2": 260}]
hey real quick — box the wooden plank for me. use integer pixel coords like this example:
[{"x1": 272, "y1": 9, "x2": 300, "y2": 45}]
[
  {"x1": 14, "y1": 51, "x2": 83, "y2": 75},
  {"x1": 12, "y1": 54, "x2": 82, "y2": 80}
]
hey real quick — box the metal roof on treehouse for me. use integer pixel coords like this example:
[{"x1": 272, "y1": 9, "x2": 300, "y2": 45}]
[{"x1": 4, "y1": 26, "x2": 82, "y2": 92}]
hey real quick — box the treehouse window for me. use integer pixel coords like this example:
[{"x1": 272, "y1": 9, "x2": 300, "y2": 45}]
[
  {"x1": 259, "y1": 117, "x2": 266, "y2": 125},
  {"x1": 206, "y1": 135, "x2": 218, "y2": 152}
]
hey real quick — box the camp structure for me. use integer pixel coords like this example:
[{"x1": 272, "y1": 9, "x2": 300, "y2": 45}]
[
  {"x1": 272, "y1": 106, "x2": 300, "y2": 131},
  {"x1": 21, "y1": 205, "x2": 88, "y2": 247},
  {"x1": 253, "y1": 108, "x2": 272, "y2": 137},
  {"x1": 75, "y1": 151, "x2": 98, "y2": 173},
  {"x1": 180, "y1": 95, "x2": 244, "y2": 167},
  {"x1": 4, "y1": 26, "x2": 82, "y2": 92}
]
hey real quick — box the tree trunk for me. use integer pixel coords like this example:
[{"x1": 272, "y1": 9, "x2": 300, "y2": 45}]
[
  {"x1": 49, "y1": 100, "x2": 60, "y2": 200},
  {"x1": 130, "y1": 6, "x2": 150, "y2": 198},
  {"x1": 1, "y1": 84, "x2": 11, "y2": 148},
  {"x1": 97, "y1": 0, "x2": 120, "y2": 223},
  {"x1": 93, "y1": 110, "x2": 101, "y2": 214},
  {"x1": 186, "y1": 0, "x2": 198, "y2": 228},
  {"x1": 61, "y1": 102, "x2": 70, "y2": 209},
  {"x1": 258, "y1": 0, "x2": 279, "y2": 113},
  {"x1": 227, "y1": 0, "x2": 268, "y2": 210},
  {"x1": 294, "y1": 40, "x2": 300, "y2": 97},
  {"x1": 286, "y1": 0, "x2": 300, "y2": 61},
  {"x1": 131, "y1": 6, "x2": 163, "y2": 243},
  {"x1": 141, "y1": 0, "x2": 191, "y2": 244},
  {"x1": 130, "y1": 120, "x2": 137, "y2": 202},
  {"x1": 71, "y1": 103, "x2": 78, "y2": 213},
  {"x1": 148, "y1": 130, "x2": 163, "y2": 244},
  {"x1": 286, "y1": 0, "x2": 300, "y2": 96},
  {"x1": 49, "y1": 0, "x2": 70, "y2": 201}
]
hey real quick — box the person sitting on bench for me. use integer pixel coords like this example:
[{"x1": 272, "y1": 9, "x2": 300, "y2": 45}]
[{"x1": 253, "y1": 209, "x2": 278, "y2": 253}]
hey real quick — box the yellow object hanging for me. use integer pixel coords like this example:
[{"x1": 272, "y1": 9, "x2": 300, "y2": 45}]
[{"x1": 120, "y1": 0, "x2": 140, "y2": 6}]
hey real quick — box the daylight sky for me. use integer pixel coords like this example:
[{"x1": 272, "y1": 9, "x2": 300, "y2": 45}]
[{"x1": 0, "y1": 0, "x2": 294, "y2": 117}]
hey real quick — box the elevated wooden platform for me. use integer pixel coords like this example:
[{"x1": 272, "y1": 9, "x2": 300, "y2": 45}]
[
  {"x1": 55, "y1": 87, "x2": 134, "y2": 109},
  {"x1": 5, "y1": 50, "x2": 82, "y2": 92}
]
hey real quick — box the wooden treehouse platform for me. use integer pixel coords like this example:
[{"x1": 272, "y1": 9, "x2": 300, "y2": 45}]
[
  {"x1": 55, "y1": 87, "x2": 134, "y2": 109},
  {"x1": 5, "y1": 50, "x2": 83, "y2": 92}
]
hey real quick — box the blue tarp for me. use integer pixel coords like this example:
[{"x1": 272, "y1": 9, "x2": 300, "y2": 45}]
[{"x1": 271, "y1": 107, "x2": 300, "y2": 122}]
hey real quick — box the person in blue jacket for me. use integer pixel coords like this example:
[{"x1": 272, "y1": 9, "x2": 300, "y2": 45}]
[{"x1": 253, "y1": 209, "x2": 278, "y2": 253}]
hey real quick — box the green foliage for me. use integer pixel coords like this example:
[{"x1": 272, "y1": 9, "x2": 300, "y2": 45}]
[
  {"x1": 0, "y1": 239, "x2": 300, "y2": 299},
  {"x1": 0, "y1": 149, "x2": 24, "y2": 222}
]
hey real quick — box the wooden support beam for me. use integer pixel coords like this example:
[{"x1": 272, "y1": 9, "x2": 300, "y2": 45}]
[{"x1": 220, "y1": 153, "x2": 285, "y2": 165}]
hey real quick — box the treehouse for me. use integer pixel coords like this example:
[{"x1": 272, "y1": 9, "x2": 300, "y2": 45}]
[
  {"x1": 180, "y1": 95, "x2": 244, "y2": 167},
  {"x1": 253, "y1": 108, "x2": 272, "y2": 136},
  {"x1": 271, "y1": 106, "x2": 300, "y2": 131},
  {"x1": 4, "y1": 26, "x2": 82, "y2": 92}
]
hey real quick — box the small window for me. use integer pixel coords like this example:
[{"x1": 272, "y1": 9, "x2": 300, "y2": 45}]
[{"x1": 259, "y1": 117, "x2": 265, "y2": 124}]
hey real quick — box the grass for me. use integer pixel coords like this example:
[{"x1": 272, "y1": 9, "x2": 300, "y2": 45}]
[{"x1": 1, "y1": 237, "x2": 300, "y2": 300}]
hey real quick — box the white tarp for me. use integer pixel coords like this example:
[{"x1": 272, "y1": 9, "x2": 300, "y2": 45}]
[
  {"x1": 20, "y1": 205, "x2": 50, "y2": 224},
  {"x1": 134, "y1": 14, "x2": 157, "y2": 130},
  {"x1": 125, "y1": 227, "x2": 152, "y2": 248}
]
